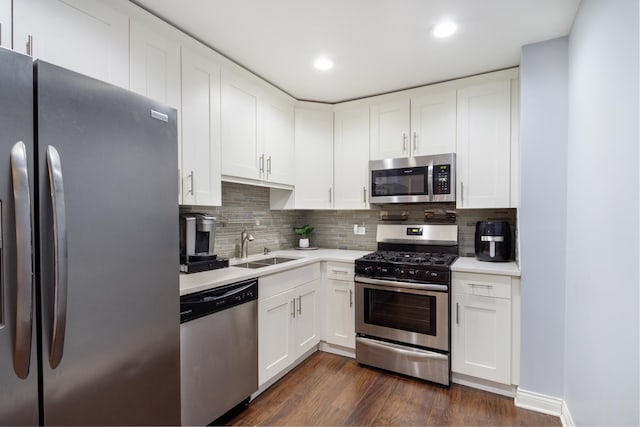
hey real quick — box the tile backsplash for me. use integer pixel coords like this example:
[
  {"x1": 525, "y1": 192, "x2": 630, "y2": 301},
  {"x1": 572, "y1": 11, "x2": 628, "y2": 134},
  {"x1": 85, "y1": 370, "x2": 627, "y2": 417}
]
[{"x1": 181, "y1": 182, "x2": 517, "y2": 259}]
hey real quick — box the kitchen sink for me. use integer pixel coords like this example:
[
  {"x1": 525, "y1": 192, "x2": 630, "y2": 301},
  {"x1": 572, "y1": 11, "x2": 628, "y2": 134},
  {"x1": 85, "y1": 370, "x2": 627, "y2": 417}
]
[{"x1": 233, "y1": 257, "x2": 298, "y2": 269}]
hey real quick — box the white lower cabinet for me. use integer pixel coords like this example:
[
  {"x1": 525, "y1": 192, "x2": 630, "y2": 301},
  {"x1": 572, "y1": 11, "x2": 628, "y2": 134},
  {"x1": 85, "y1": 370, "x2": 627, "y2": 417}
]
[
  {"x1": 323, "y1": 262, "x2": 355, "y2": 349},
  {"x1": 258, "y1": 263, "x2": 320, "y2": 386},
  {"x1": 451, "y1": 271, "x2": 518, "y2": 385}
]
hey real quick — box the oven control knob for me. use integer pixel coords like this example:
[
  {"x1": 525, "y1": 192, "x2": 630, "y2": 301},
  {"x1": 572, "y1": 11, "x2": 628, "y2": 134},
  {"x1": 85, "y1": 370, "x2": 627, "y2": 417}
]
[
  {"x1": 364, "y1": 266, "x2": 373, "y2": 274},
  {"x1": 394, "y1": 268, "x2": 402, "y2": 276},
  {"x1": 416, "y1": 270, "x2": 427, "y2": 280},
  {"x1": 375, "y1": 267, "x2": 383, "y2": 275}
]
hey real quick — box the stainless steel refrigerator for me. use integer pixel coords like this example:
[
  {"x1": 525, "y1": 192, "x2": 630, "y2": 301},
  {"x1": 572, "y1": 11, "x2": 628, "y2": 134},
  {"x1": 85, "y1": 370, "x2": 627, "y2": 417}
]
[{"x1": 0, "y1": 47, "x2": 181, "y2": 425}]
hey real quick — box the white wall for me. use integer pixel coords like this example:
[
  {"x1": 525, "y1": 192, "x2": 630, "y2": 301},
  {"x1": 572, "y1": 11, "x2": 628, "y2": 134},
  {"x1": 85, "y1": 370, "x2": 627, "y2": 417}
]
[
  {"x1": 565, "y1": 0, "x2": 639, "y2": 425},
  {"x1": 519, "y1": 37, "x2": 568, "y2": 398}
]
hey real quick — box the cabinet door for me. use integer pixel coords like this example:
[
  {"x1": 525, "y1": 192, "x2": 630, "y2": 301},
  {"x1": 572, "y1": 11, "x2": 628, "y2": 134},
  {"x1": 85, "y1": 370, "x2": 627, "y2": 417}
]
[
  {"x1": 129, "y1": 20, "x2": 181, "y2": 108},
  {"x1": 334, "y1": 107, "x2": 370, "y2": 209},
  {"x1": 263, "y1": 96, "x2": 295, "y2": 185},
  {"x1": 370, "y1": 99, "x2": 410, "y2": 160},
  {"x1": 456, "y1": 80, "x2": 512, "y2": 208},
  {"x1": 452, "y1": 292, "x2": 511, "y2": 384},
  {"x1": 221, "y1": 70, "x2": 262, "y2": 180},
  {"x1": 180, "y1": 48, "x2": 221, "y2": 206},
  {"x1": 258, "y1": 289, "x2": 295, "y2": 386},
  {"x1": 0, "y1": 0, "x2": 10, "y2": 48},
  {"x1": 325, "y1": 279, "x2": 355, "y2": 349},
  {"x1": 294, "y1": 108, "x2": 334, "y2": 209},
  {"x1": 294, "y1": 280, "x2": 320, "y2": 356},
  {"x1": 14, "y1": 0, "x2": 129, "y2": 88},
  {"x1": 410, "y1": 91, "x2": 457, "y2": 156}
]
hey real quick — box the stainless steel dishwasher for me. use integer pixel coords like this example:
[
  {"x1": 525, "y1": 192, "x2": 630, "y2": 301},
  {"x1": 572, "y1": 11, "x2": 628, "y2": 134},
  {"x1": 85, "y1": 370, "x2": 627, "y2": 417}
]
[{"x1": 180, "y1": 278, "x2": 258, "y2": 425}]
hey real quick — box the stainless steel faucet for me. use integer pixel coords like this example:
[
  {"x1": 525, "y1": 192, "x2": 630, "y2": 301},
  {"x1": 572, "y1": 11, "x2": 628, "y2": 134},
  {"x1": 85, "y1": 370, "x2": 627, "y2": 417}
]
[
  {"x1": 263, "y1": 247, "x2": 271, "y2": 255},
  {"x1": 240, "y1": 228, "x2": 254, "y2": 258}
]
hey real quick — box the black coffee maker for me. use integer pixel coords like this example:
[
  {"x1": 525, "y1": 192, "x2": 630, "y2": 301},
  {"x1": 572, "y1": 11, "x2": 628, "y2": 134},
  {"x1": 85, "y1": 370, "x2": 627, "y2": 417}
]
[{"x1": 475, "y1": 221, "x2": 511, "y2": 262}]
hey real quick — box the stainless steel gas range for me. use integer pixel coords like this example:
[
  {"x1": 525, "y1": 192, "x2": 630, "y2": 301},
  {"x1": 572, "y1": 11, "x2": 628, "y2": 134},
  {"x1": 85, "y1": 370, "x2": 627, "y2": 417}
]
[{"x1": 354, "y1": 224, "x2": 458, "y2": 386}]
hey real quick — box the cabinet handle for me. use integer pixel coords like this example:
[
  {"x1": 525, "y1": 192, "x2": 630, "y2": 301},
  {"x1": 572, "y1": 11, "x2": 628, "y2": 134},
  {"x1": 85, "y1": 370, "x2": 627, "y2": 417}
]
[
  {"x1": 291, "y1": 298, "x2": 295, "y2": 318},
  {"x1": 329, "y1": 188, "x2": 332, "y2": 204},
  {"x1": 297, "y1": 296, "x2": 302, "y2": 315},
  {"x1": 259, "y1": 154, "x2": 265, "y2": 174},
  {"x1": 413, "y1": 132, "x2": 418, "y2": 154},
  {"x1": 470, "y1": 283, "x2": 493, "y2": 288},
  {"x1": 0, "y1": 23, "x2": 2, "y2": 46},
  {"x1": 187, "y1": 171, "x2": 194, "y2": 195},
  {"x1": 363, "y1": 187, "x2": 367, "y2": 204},
  {"x1": 349, "y1": 290, "x2": 353, "y2": 308},
  {"x1": 460, "y1": 181, "x2": 464, "y2": 206},
  {"x1": 402, "y1": 133, "x2": 407, "y2": 153},
  {"x1": 267, "y1": 156, "x2": 272, "y2": 176},
  {"x1": 27, "y1": 35, "x2": 34, "y2": 56},
  {"x1": 456, "y1": 302, "x2": 459, "y2": 325}
]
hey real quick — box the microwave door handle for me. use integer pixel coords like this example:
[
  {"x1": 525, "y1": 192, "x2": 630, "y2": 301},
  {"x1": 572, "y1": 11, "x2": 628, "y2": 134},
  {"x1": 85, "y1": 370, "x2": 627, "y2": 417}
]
[
  {"x1": 47, "y1": 145, "x2": 68, "y2": 369},
  {"x1": 427, "y1": 160, "x2": 434, "y2": 201},
  {"x1": 11, "y1": 141, "x2": 33, "y2": 379}
]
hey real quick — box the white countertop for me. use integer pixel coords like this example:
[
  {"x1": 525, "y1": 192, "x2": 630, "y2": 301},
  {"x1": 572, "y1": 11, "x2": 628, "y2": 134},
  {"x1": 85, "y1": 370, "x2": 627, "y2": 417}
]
[
  {"x1": 451, "y1": 256, "x2": 521, "y2": 277},
  {"x1": 179, "y1": 248, "x2": 370, "y2": 295}
]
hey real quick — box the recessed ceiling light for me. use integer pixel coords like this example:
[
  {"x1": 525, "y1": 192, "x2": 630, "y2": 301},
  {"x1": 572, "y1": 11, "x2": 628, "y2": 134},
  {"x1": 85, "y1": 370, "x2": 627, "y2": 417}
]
[
  {"x1": 432, "y1": 20, "x2": 458, "y2": 38},
  {"x1": 314, "y1": 57, "x2": 334, "y2": 71}
]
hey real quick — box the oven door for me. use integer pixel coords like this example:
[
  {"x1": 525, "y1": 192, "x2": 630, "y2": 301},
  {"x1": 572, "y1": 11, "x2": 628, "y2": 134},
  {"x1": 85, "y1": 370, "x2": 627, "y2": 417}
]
[{"x1": 355, "y1": 276, "x2": 449, "y2": 352}]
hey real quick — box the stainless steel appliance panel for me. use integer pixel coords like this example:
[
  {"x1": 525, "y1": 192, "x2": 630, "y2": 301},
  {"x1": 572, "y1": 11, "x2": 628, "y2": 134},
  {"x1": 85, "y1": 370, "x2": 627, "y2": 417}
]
[
  {"x1": 181, "y1": 294, "x2": 258, "y2": 425},
  {"x1": 356, "y1": 336, "x2": 449, "y2": 385},
  {"x1": 355, "y1": 279, "x2": 449, "y2": 352},
  {"x1": 369, "y1": 153, "x2": 456, "y2": 204},
  {"x1": 35, "y1": 61, "x2": 180, "y2": 425},
  {"x1": 0, "y1": 48, "x2": 38, "y2": 427}
]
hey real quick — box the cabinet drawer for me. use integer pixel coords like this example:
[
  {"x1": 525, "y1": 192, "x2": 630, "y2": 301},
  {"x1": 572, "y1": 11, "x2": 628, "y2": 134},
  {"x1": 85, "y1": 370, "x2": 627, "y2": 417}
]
[
  {"x1": 260, "y1": 262, "x2": 321, "y2": 300},
  {"x1": 325, "y1": 262, "x2": 354, "y2": 281},
  {"x1": 452, "y1": 272, "x2": 512, "y2": 299}
]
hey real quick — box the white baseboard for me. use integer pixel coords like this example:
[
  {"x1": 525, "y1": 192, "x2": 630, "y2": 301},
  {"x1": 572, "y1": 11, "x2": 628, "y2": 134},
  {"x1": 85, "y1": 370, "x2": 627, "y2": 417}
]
[
  {"x1": 515, "y1": 388, "x2": 564, "y2": 417},
  {"x1": 561, "y1": 399, "x2": 575, "y2": 427},
  {"x1": 452, "y1": 373, "x2": 516, "y2": 397},
  {"x1": 319, "y1": 341, "x2": 355, "y2": 358}
]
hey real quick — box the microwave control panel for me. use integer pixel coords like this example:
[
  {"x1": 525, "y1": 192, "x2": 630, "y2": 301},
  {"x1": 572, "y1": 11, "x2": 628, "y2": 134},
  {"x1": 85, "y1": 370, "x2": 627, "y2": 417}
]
[{"x1": 433, "y1": 164, "x2": 451, "y2": 195}]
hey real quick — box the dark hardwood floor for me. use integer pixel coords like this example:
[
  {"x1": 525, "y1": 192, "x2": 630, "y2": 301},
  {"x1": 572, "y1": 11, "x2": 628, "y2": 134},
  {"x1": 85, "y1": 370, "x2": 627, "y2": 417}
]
[{"x1": 220, "y1": 351, "x2": 561, "y2": 427}]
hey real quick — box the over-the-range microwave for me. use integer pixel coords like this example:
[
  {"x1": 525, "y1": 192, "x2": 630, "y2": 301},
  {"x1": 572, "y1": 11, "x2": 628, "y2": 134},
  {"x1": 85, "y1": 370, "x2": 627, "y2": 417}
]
[{"x1": 369, "y1": 153, "x2": 456, "y2": 204}]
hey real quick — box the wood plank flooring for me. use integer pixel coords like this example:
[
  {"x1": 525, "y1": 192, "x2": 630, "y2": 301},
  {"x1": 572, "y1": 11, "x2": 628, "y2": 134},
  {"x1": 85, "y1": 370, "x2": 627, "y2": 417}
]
[{"x1": 220, "y1": 351, "x2": 561, "y2": 427}]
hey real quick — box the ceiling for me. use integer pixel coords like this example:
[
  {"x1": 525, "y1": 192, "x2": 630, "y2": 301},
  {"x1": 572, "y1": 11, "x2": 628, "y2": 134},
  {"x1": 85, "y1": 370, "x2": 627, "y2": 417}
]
[{"x1": 132, "y1": 0, "x2": 581, "y2": 103}]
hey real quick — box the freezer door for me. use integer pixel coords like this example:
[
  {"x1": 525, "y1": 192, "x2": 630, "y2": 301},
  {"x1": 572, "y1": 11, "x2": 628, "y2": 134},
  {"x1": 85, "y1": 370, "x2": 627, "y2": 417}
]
[
  {"x1": 35, "y1": 61, "x2": 180, "y2": 425},
  {"x1": 0, "y1": 48, "x2": 39, "y2": 427}
]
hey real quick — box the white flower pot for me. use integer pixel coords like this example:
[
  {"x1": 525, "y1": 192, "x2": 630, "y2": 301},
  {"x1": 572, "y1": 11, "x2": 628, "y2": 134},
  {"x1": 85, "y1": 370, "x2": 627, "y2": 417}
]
[{"x1": 299, "y1": 238, "x2": 310, "y2": 248}]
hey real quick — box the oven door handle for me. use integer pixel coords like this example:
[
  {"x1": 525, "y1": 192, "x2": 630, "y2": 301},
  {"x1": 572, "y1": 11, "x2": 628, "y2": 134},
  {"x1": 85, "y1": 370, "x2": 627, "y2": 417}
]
[
  {"x1": 355, "y1": 276, "x2": 448, "y2": 292},
  {"x1": 356, "y1": 337, "x2": 448, "y2": 361}
]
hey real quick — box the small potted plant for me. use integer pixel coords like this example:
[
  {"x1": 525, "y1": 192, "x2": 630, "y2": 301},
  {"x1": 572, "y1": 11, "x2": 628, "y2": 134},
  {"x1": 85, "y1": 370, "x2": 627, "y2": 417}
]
[{"x1": 294, "y1": 224, "x2": 314, "y2": 248}]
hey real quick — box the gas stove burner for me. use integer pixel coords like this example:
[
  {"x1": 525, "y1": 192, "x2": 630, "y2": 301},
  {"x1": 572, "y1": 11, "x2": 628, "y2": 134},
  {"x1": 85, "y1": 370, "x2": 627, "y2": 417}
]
[{"x1": 363, "y1": 250, "x2": 456, "y2": 267}]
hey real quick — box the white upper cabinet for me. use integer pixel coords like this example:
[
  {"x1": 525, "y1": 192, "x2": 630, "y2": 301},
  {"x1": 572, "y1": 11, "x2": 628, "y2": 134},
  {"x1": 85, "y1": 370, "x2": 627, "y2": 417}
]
[
  {"x1": 129, "y1": 19, "x2": 181, "y2": 109},
  {"x1": 370, "y1": 89, "x2": 456, "y2": 160},
  {"x1": 334, "y1": 105, "x2": 370, "y2": 209},
  {"x1": 369, "y1": 99, "x2": 410, "y2": 160},
  {"x1": 456, "y1": 76, "x2": 514, "y2": 209},
  {"x1": 262, "y1": 96, "x2": 295, "y2": 186},
  {"x1": 221, "y1": 70, "x2": 261, "y2": 181},
  {"x1": 294, "y1": 106, "x2": 334, "y2": 209},
  {"x1": 14, "y1": 0, "x2": 129, "y2": 88},
  {"x1": 180, "y1": 47, "x2": 222, "y2": 206},
  {"x1": 221, "y1": 68, "x2": 295, "y2": 187},
  {"x1": 410, "y1": 90, "x2": 457, "y2": 156},
  {"x1": 0, "y1": 0, "x2": 11, "y2": 48}
]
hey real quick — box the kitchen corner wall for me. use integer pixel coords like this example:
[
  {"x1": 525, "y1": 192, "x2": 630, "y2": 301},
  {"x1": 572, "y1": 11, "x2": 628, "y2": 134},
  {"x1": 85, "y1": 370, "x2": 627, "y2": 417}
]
[{"x1": 181, "y1": 182, "x2": 517, "y2": 259}]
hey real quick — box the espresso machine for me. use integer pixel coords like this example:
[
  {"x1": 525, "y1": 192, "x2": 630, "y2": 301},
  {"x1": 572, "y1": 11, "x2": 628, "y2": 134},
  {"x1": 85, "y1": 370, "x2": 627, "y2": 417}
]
[{"x1": 180, "y1": 213, "x2": 228, "y2": 273}]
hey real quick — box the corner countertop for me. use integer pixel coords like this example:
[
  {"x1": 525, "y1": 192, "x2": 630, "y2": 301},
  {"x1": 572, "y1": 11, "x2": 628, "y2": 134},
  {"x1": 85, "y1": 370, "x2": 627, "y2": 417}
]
[
  {"x1": 451, "y1": 256, "x2": 521, "y2": 277},
  {"x1": 179, "y1": 248, "x2": 370, "y2": 296}
]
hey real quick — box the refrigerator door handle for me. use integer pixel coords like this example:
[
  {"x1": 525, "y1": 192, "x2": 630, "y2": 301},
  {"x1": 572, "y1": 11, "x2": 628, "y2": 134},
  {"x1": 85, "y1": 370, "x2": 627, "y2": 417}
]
[
  {"x1": 10, "y1": 141, "x2": 33, "y2": 379},
  {"x1": 46, "y1": 145, "x2": 68, "y2": 369}
]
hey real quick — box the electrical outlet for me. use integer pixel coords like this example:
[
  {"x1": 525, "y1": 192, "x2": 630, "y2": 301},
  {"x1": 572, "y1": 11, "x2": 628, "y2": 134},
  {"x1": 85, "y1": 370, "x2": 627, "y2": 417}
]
[{"x1": 356, "y1": 226, "x2": 366, "y2": 235}]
